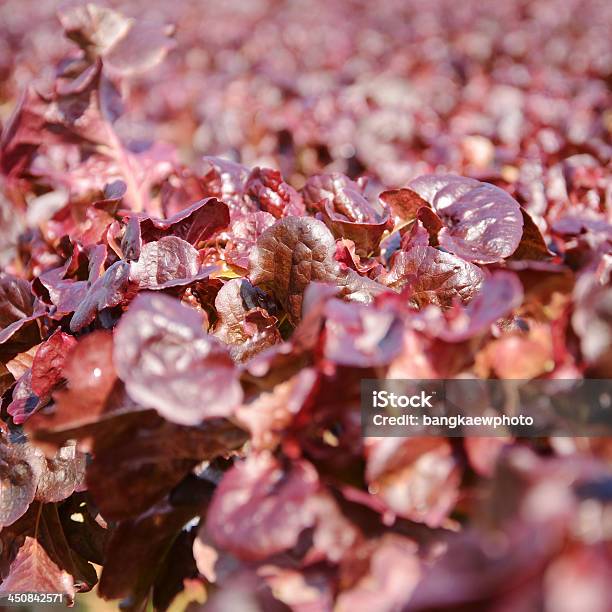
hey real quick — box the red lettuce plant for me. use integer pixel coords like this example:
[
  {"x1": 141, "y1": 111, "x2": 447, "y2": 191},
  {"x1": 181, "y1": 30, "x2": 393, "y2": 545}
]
[{"x1": 0, "y1": 1, "x2": 611, "y2": 610}]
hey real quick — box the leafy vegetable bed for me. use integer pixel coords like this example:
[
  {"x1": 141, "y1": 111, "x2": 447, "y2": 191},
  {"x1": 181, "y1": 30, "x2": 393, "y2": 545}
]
[{"x1": 0, "y1": 1, "x2": 610, "y2": 610}]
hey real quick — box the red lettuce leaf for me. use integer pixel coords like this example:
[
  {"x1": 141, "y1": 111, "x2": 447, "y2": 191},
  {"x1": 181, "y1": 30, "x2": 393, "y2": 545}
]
[
  {"x1": 98, "y1": 499, "x2": 201, "y2": 606},
  {"x1": 0, "y1": 274, "x2": 34, "y2": 325},
  {"x1": 408, "y1": 174, "x2": 524, "y2": 263},
  {"x1": 7, "y1": 369, "x2": 44, "y2": 425},
  {"x1": 250, "y1": 217, "x2": 386, "y2": 325},
  {"x1": 204, "y1": 452, "x2": 320, "y2": 560},
  {"x1": 70, "y1": 260, "x2": 131, "y2": 332},
  {"x1": 336, "y1": 535, "x2": 421, "y2": 611},
  {"x1": 134, "y1": 197, "x2": 229, "y2": 245},
  {"x1": 0, "y1": 434, "x2": 85, "y2": 528},
  {"x1": 0, "y1": 274, "x2": 41, "y2": 361},
  {"x1": 245, "y1": 167, "x2": 305, "y2": 218},
  {"x1": 0, "y1": 502, "x2": 97, "y2": 600},
  {"x1": 200, "y1": 156, "x2": 250, "y2": 217},
  {"x1": 365, "y1": 437, "x2": 461, "y2": 527},
  {"x1": 304, "y1": 173, "x2": 390, "y2": 255},
  {"x1": 121, "y1": 213, "x2": 142, "y2": 261},
  {"x1": 431, "y1": 271, "x2": 524, "y2": 342},
  {"x1": 114, "y1": 292, "x2": 243, "y2": 425},
  {"x1": 129, "y1": 236, "x2": 200, "y2": 289},
  {"x1": 379, "y1": 246, "x2": 484, "y2": 308},
  {"x1": 236, "y1": 368, "x2": 318, "y2": 451},
  {"x1": 30, "y1": 330, "x2": 78, "y2": 398},
  {"x1": 85, "y1": 410, "x2": 247, "y2": 520},
  {"x1": 58, "y1": 4, "x2": 175, "y2": 76},
  {"x1": 214, "y1": 278, "x2": 281, "y2": 362},
  {"x1": 322, "y1": 299, "x2": 404, "y2": 367},
  {"x1": 510, "y1": 208, "x2": 554, "y2": 261},
  {"x1": 379, "y1": 187, "x2": 431, "y2": 224},
  {"x1": 225, "y1": 211, "x2": 277, "y2": 271},
  {"x1": 25, "y1": 330, "x2": 118, "y2": 444}
]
